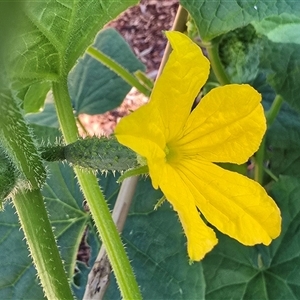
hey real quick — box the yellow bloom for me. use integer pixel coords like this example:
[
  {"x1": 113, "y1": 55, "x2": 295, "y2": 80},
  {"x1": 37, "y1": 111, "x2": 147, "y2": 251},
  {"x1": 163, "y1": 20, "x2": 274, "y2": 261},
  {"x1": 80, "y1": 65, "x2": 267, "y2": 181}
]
[{"x1": 115, "y1": 31, "x2": 281, "y2": 261}]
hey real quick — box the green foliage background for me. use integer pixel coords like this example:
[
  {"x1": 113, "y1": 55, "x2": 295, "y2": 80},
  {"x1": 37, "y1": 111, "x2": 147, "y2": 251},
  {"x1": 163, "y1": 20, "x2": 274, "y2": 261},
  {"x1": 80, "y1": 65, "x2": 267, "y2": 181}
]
[{"x1": 1, "y1": 0, "x2": 300, "y2": 299}]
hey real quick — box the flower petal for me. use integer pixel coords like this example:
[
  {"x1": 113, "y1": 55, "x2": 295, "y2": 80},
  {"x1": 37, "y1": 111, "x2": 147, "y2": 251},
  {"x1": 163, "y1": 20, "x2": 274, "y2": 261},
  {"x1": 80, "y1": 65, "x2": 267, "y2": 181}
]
[
  {"x1": 157, "y1": 164, "x2": 218, "y2": 261},
  {"x1": 176, "y1": 159, "x2": 281, "y2": 245},
  {"x1": 148, "y1": 31, "x2": 210, "y2": 142},
  {"x1": 115, "y1": 102, "x2": 166, "y2": 158},
  {"x1": 173, "y1": 84, "x2": 265, "y2": 164},
  {"x1": 115, "y1": 31, "x2": 209, "y2": 148}
]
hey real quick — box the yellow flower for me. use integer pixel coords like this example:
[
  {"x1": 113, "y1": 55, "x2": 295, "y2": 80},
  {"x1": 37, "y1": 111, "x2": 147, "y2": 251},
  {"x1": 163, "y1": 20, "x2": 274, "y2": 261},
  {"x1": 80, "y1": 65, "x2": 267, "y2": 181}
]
[{"x1": 115, "y1": 31, "x2": 281, "y2": 261}]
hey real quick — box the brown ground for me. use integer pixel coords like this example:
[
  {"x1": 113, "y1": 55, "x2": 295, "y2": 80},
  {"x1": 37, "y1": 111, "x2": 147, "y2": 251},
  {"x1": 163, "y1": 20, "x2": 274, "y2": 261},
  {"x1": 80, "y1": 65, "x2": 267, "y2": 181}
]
[{"x1": 77, "y1": 0, "x2": 179, "y2": 137}]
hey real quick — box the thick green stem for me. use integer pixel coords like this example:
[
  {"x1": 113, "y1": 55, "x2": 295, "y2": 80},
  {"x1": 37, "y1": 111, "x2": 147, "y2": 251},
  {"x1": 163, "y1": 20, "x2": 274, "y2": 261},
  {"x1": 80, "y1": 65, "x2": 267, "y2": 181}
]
[
  {"x1": 52, "y1": 80, "x2": 141, "y2": 300},
  {"x1": 204, "y1": 39, "x2": 231, "y2": 85},
  {"x1": 13, "y1": 189, "x2": 73, "y2": 300},
  {"x1": 254, "y1": 95, "x2": 284, "y2": 184},
  {"x1": 87, "y1": 46, "x2": 151, "y2": 96}
]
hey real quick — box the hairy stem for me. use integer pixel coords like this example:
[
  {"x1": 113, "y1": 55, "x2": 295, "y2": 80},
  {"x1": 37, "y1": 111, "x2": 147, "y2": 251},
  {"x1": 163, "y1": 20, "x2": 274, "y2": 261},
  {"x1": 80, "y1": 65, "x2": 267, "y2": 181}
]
[
  {"x1": 13, "y1": 189, "x2": 73, "y2": 300},
  {"x1": 52, "y1": 80, "x2": 141, "y2": 300}
]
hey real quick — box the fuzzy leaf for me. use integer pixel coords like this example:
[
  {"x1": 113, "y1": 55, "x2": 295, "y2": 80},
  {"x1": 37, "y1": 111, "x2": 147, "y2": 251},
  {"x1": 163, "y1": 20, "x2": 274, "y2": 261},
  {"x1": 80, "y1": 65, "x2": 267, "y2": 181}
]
[{"x1": 6, "y1": 0, "x2": 138, "y2": 94}]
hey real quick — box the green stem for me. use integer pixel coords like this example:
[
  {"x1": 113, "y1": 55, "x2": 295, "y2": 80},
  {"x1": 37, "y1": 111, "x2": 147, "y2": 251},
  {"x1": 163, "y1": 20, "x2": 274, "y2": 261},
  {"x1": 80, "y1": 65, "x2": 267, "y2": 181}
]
[
  {"x1": 76, "y1": 170, "x2": 142, "y2": 299},
  {"x1": 266, "y1": 94, "x2": 284, "y2": 126},
  {"x1": 254, "y1": 95, "x2": 284, "y2": 184},
  {"x1": 204, "y1": 38, "x2": 231, "y2": 85},
  {"x1": 87, "y1": 46, "x2": 151, "y2": 97},
  {"x1": 13, "y1": 188, "x2": 73, "y2": 300},
  {"x1": 52, "y1": 80, "x2": 142, "y2": 300},
  {"x1": 52, "y1": 80, "x2": 78, "y2": 143}
]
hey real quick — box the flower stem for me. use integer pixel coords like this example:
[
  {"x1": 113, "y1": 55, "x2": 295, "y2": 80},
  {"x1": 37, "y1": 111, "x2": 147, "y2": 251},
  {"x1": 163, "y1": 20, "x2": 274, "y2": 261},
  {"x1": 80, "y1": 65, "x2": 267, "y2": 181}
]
[
  {"x1": 52, "y1": 80, "x2": 141, "y2": 300},
  {"x1": 254, "y1": 95, "x2": 284, "y2": 184},
  {"x1": 204, "y1": 38, "x2": 231, "y2": 85},
  {"x1": 13, "y1": 188, "x2": 74, "y2": 300},
  {"x1": 87, "y1": 46, "x2": 151, "y2": 97}
]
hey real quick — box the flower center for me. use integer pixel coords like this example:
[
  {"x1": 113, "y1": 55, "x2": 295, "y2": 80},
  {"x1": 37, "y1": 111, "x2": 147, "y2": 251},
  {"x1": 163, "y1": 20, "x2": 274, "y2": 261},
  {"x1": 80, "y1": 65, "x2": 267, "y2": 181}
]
[{"x1": 165, "y1": 143, "x2": 180, "y2": 163}]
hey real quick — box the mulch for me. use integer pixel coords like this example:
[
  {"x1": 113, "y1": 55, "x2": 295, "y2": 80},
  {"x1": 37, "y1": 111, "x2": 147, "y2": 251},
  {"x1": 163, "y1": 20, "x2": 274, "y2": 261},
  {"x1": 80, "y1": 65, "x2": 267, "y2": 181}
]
[{"x1": 108, "y1": 0, "x2": 179, "y2": 77}]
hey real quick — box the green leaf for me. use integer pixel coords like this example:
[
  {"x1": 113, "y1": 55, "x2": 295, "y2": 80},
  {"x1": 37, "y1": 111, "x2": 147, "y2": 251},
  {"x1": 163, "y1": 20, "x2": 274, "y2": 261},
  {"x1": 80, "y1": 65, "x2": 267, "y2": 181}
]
[
  {"x1": 218, "y1": 25, "x2": 261, "y2": 83},
  {"x1": 180, "y1": 0, "x2": 300, "y2": 42},
  {"x1": 23, "y1": 81, "x2": 52, "y2": 114},
  {"x1": 0, "y1": 162, "x2": 89, "y2": 298},
  {"x1": 201, "y1": 175, "x2": 300, "y2": 299},
  {"x1": 69, "y1": 28, "x2": 146, "y2": 115},
  {"x1": 7, "y1": 0, "x2": 139, "y2": 92},
  {"x1": 0, "y1": 2, "x2": 23, "y2": 61},
  {"x1": 266, "y1": 101, "x2": 300, "y2": 178},
  {"x1": 253, "y1": 13, "x2": 300, "y2": 44},
  {"x1": 0, "y1": 203, "x2": 46, "y2": 299},
  {"x1": 42, "y1": 163, "x2": 90, "y2": 278},
  {"x1": 105, "y1": 178, "x2": 206, "y2": 299},
  {"x1": 26, "y1": 102, "x2": 59, "y2": 128},
  {"x1": 259, "y1": 39, "x2": 300, "y2": 113}
]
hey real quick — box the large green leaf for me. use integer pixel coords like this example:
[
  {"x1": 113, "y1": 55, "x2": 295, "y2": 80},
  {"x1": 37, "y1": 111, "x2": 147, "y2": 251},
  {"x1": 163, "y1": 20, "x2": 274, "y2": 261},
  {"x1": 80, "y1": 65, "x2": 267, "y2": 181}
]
[
  {"x1": 105, "y1": 178, "x2": 206, "y2": 299},
  {"x1": 259, "y1": 39, "x2": 300, "y2": 113},
  {"x1": 7, "y1": 0, "x2": 138, "y2": 97},
  {"x1": 253, "y1": 13, "x2": 300, "y2": 45},
  {"x1": 201, "y1": 176, "x2": 300, "y2": 299},
  {"x1": 180, "y1": 0, "x2": 300, "y2": 42},
  {"x1": 266, "y1": 101, "x2": 300, "y2": 178},
  {"x1": 69, "y1": 28, "x2": 145, "y2": 115},
  {"x1": 0, "y1": 204, "x2": 45, "y2": 299}
]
